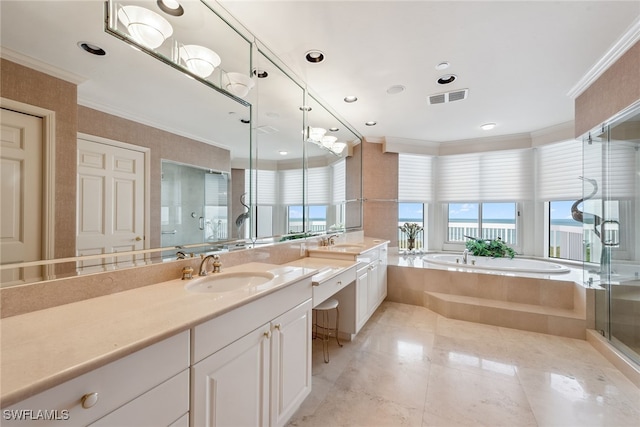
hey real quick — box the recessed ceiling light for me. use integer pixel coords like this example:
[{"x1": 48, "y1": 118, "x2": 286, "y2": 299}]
[
  {"x1": 78, "y1": 41, "x2": 106, "y2": 56},
  {"x1": 435, "y1": 61, "x2": 450, "y2": 71},
  {"x1": 157, "y1": 0, "x2": 184, "y2": 16},
  {"x1": 299, "y1": 106, "x2": 312, "y2": 111},
  {"x1": 279, "y1": 150, "x2": 288, "y2": 156},
  {"x1": 437, "y1": 74, "x2": 457, "y2": 85},
  {"x1": 253, "y1": 68, "x2": 268, "y2": 78},
  {"x1": 240, "y1": 118, "x2": 250, "y2": 124},
  {"x1": 344, "y1": 96, "x2": 358, "y2": 103},
  {"x1": 305, "y1": 50, "x2": 325, "y2": 63},
  {"x1": 329, "y1": 127, "x2": 339, "y2": 132},
  {"x1": 386, "y1": 85, "x2": 405, "y2": 94},
  {"x1": 365, "y1": 121, "x2": 377, "y2": 126},
  {"x1": 480, "y1": 122, "x2": 496, "y2": 130}
]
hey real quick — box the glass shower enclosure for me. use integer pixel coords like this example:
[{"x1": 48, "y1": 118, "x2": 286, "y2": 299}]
[{"x1": 585, "y1": 103, "x2": 640, "y2": 366}]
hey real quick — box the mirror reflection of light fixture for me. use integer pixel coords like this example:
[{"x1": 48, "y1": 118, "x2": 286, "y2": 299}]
[
  {"x1": 224, "y1": 72, "x2": 255, "y2": 97},
  {"x1": 179, "y1": 44, "x2": 221, "y2": 78},
  {"x1": 332, "y1": 142, "x2": 347, "y2": 154},
  {"x1": 117, "y1": 5, "x2": 173, "y2": 49},
  {"x1": 321, "y1": 135, "x2": 337, "y2": 148},
  {"x1": 307, "y1": 127, "x2": 326, "y2": 143}
]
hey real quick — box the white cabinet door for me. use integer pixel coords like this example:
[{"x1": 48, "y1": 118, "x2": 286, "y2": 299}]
[
  {"x1": 366, "y1": 262, "x2": 379, "y2": 316},
  {"x1": 355, "y1": 267, "x2": 369, "y2": 332},
  {"x1": 270, "y1": 300, "x2": 312, "y2": 427},
  {"x1": 191, "y1": 324, "x2": 271, "y2": 427}
]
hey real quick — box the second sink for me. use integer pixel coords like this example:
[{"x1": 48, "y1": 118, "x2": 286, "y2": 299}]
[{"x1": 185, "y1": 271, "x2": 275, "y2": 293}]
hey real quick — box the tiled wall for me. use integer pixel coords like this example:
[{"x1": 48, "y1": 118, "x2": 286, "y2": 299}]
[{"x1": 362, "y1": 139, "x2": 399, "y2": 244}]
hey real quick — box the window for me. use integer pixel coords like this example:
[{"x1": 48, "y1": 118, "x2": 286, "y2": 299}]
[
  {"x1": 448, "y1": 202, "x2": 517, "y2": 244},
  {"x1": 549, "y1": 200, "x2": 583, "y2": 260},
  {"x1": 287, "y1": 205, "x2": 328, "y2": 234},
  {"x1": 398, "y1": 202, "x2": 425, "y2": 249}
]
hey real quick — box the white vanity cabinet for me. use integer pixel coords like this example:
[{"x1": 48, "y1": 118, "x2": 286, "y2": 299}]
[
  {"x1": 2, "y1": 331, "x2": 190, "y2": 427},
  {"x1": 190, "y1": 278, "x2": 312, "y2": 427},
  {"x1": 328, "y1": 243, "x2": 388, "y2": 337}
]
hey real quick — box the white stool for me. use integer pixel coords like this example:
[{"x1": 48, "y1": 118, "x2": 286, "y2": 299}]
[{"x1": 313, "y1": 298, "x2": 342, "y2": 363}]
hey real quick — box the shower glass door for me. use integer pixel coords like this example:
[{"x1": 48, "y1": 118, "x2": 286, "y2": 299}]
[{"x1": 590, "y1": 105, "x2": 640, "y2": 366}]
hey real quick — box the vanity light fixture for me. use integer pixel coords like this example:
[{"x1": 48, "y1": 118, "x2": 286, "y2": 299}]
[
  {"x1": 224, "y1": 72, "x2": 255, "y2": 97},
  {"x1": 365, "y1": 121, "x2": 377, "y2": 126},
  {"x1": 437, "y1": 74, "x2": 457, "y2": 85},
  {"x1": 179, "y1": 44, "x2": 221, "y2": 78},
  {"x1": 308, "y1": 127, "x2": 327, "y2": 143},
  {"x1": 305, "y1": 50, "x2": 325, "y2": 63},
  {"x1": 157, "y1": 0, "x2": 184, "y2": 17},
  {"x1": 78, "y1": 41, "x2": 106, "y2": 56},
  {"x1": 117, "y1": 5, "x2": 173, "y2": 49},
  {"x1": 344, "y1": 95, "x2": 358, "y2": 103},
  {"x1": 480, "y1": 122, "x2": 496, "y2": 130}
]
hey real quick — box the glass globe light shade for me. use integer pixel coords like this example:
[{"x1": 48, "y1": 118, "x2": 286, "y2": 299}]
[
  {"x1": 180, "y1": 45, "x2": 221, "y2": 78},
  {"x1": 117, "y1": 5, "x2": 173, "y2": 49},
  {"x1": 224, "y1": 72, "x2": 255, "y2": 97}
]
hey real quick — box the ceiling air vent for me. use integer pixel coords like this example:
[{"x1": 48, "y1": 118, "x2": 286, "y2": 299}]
[
  {"x1": 256, "y1": 125, "x2": 278, "y2": 134},
  {"x1": 428, "y1": 88, "x2": 468, "y2": 105}
]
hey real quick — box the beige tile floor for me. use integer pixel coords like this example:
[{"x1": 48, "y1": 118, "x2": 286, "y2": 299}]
[{"x1": 288, "y1": 301, "x2": 640, "y2": 427}]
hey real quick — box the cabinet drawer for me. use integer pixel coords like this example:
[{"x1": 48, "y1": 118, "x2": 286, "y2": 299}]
[
  {"x1": 90, "y1": 370, "x2": 189, "y2": 427},
  {"x1": 2, "y1": 331, "x2": 189, "y2": 426},
  {"x1": 192, "y1": 278, "x2": 312, "y2": 363},
  {"x1": 313, "y1": 266, "x2": 356, "y2": 307}
]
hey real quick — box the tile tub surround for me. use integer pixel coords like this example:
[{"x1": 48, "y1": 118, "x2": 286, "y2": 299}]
[
  {"x1": 287, "y1": 301, "x2": 640, "y2": 426},
  {"x1": 386, "y1": 252, "x2": 593, "y2": 339}
]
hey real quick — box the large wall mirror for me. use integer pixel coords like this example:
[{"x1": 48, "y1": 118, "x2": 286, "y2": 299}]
[{"x1": 0, "y1": 0, "x2": 362, "y2": 288}]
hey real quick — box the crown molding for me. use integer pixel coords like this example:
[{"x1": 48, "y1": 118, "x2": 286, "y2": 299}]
[
  {"x1": 0, "y1": 47, "x2": 87, "y2": 85},
  {"x1": 567, "y1": 16, "x2": 640, "y2": 99}
]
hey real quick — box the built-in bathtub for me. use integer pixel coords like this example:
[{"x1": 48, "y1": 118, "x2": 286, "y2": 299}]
[{"x1": 423, "y1": 253, "x2": 571, "y2": 274}]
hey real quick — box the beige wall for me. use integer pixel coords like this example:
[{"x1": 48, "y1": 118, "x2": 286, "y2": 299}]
[
  {"x1": 1, "y1": 59, "x2": 78, "y2": 260},
  {"x1": 575, "y1": 41, "x2": 640, "y2": 137},
  {"x1": 362, "y1": 139, "x2": 399, "y2": 244}
]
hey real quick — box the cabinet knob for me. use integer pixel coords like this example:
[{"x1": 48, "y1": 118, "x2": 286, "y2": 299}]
[
  {"x1": 274, "y1": 324, "x2": 281, "y2": 330},
  {"x1": 81, "y1": 392, "x2": 99, "y2": 409},
  {"x1": 264, "y1": 331, "x2": 271, "y2": 338},
  {"x1": 337, "y1": 281, "x2": 342, "y2": 286},
  {"x1": 135, "y1": 236, "x2": 142, "y2": 241}
]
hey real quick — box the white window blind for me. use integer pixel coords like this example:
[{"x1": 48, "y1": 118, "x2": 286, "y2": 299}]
[
  {"x1": 307, "y1": 166, "x2": 330, "y2": 204},
  {"x1": 280, "y1": 168, "x2": 303, "y2": 205},
  {"x1": 438, "y1": 149, "x2": 533, "y2": 201},
  {"x1": 536, "y1": 140, "x2": 582, "y2": 200},
  {"x1": 398, "y1": 154, "x2": 433, "y2": 201},
  {"x1": 245, "y1": 169, "x2": 277, "y2": 205},
  {"x1": 332, "y1": 159, "x2": 346, "y2": 204},
  {"x1": 605, "y1": 141, "x2": 636, "y2": 198}
]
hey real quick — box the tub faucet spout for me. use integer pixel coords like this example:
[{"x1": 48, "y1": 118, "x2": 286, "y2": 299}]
[{"x1": 462, "y1": 249, "x2": 469, "y2": 264}]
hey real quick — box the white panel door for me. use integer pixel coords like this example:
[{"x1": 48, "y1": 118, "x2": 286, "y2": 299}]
[
  {"x1": 0, "y1": 108, "x2": 43, "y2": 285},
  {"x1": 77, "y1": 138, "x2": 145, "y2": 270}
]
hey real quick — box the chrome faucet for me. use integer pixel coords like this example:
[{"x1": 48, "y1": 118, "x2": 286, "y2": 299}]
[
  {"x1": 462, "y1": 249, "x2": 469, "y2": 264},
  {"x1": 199, "y1": 254, "x2": 216, "y2": 276},
  {"x1": 328, "y1": 234, "x2": 338, "y2": 246}
]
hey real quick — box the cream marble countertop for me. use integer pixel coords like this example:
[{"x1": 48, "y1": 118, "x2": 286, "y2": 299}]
[
  {"x1": 284, "y1": 257, "x2": 358, "y2": 285},
  {"x1": 0, "y1": 262, "x2": 316, "y2": 407},
  {"x1": 306, "y1": 236, "x2": 389, "y2": 259}
]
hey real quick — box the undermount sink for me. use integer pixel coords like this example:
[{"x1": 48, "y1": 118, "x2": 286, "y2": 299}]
[{"x1": 185, "y1": 271, "x2": 275, "y2": 293}]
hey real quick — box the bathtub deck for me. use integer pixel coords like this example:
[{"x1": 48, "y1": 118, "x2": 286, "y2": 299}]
[{"x1": 387, "y1": 253, "x2": 591, "y2": 339}]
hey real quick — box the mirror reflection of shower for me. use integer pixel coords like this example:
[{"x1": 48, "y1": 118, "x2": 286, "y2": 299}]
[{"x1": 160, "y1": 161, "x2": 230, "y2": 252}]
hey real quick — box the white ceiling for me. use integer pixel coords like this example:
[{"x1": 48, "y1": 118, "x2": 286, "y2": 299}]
[
  {"x1": 218, "y1": 0, "x2": 640, "y2": 145},
  {"x1": 1, "y1": 0, "x2": 639, "y2": 158}
]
